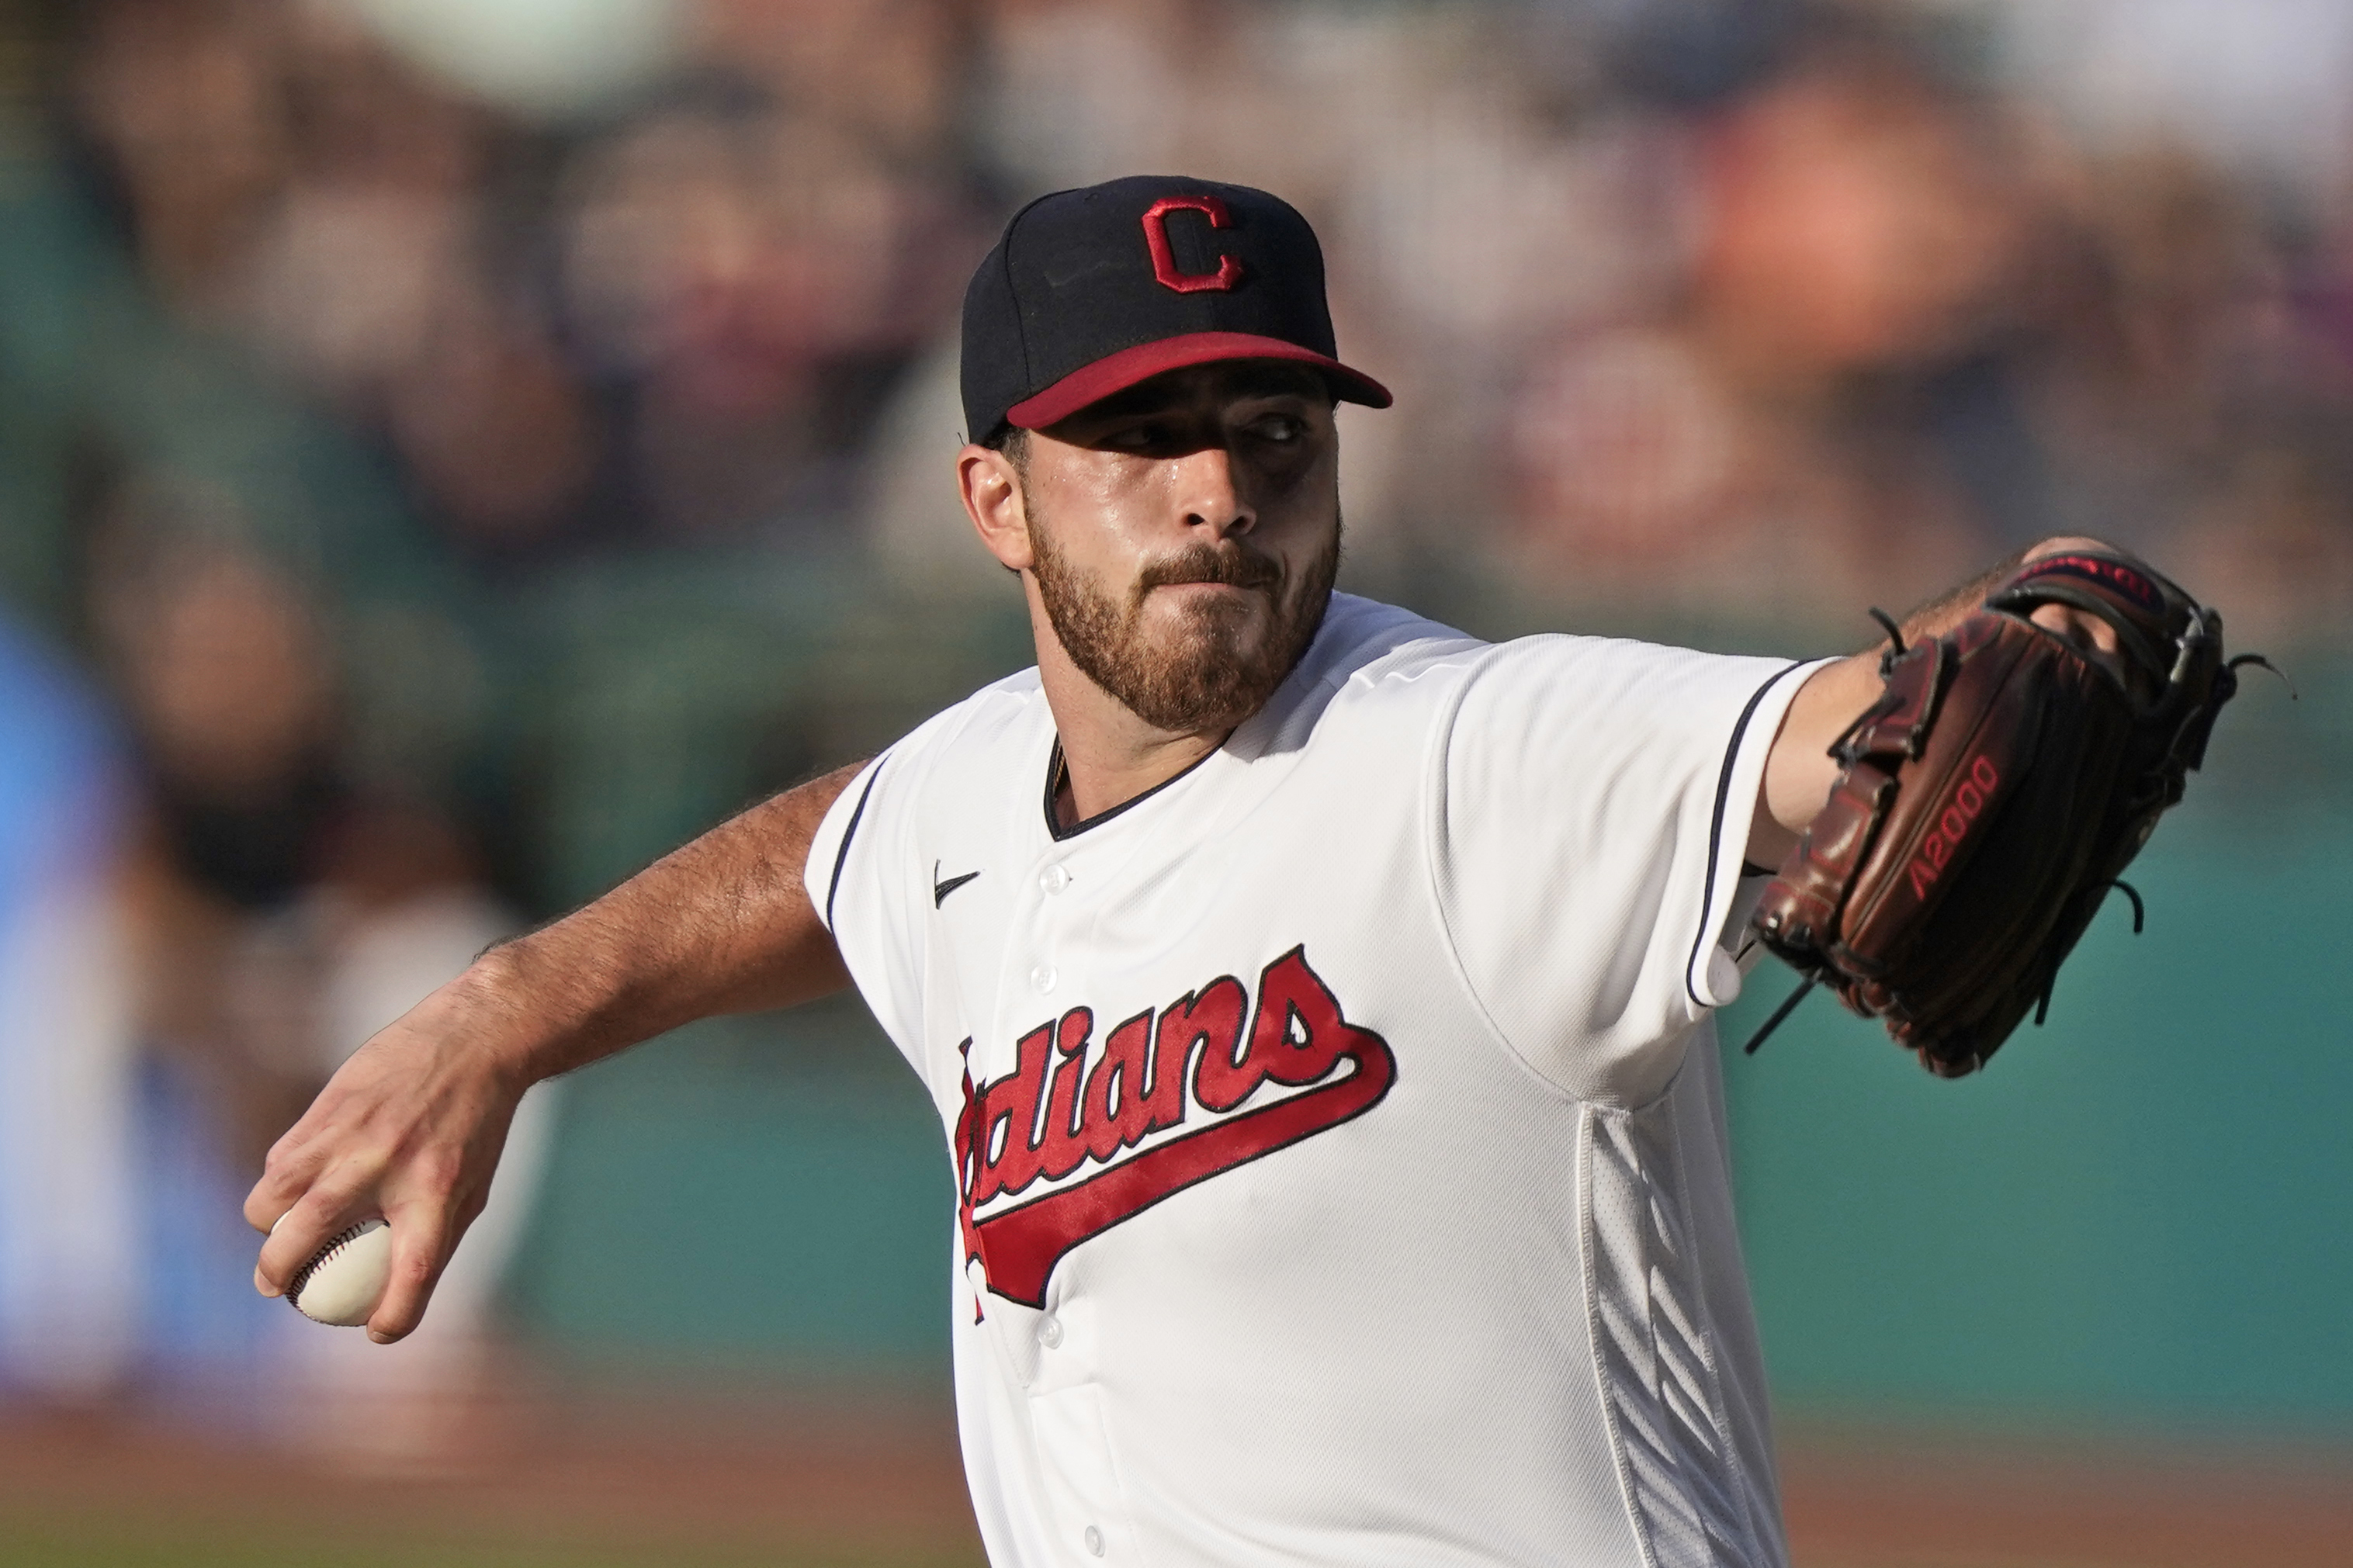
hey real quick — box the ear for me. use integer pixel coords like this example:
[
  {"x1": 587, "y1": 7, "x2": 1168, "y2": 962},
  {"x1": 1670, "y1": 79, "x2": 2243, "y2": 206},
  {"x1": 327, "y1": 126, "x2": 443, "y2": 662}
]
[{"x1": 958, "y1": 445, "x2": 1034, "y2": 573}]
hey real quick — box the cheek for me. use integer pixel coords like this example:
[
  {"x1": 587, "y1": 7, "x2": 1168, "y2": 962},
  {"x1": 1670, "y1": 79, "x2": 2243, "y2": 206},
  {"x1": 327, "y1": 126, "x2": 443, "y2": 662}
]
[
  {"x1": 1253, "y1": 449, "x2": 1340, "y2": 534},
  {"x1": 1267, "y1": 517, "x2": 1342, "y2": 595},
  {"x1": 1248, "y1": 440, "x2": 1332, "y2": 504},
  {"x1": 1034, "y1": 519, "x2": 1147, "y2": 623},
  {"x1": 1034, "y1": 476, "x2": 1160, "y2": 573}
]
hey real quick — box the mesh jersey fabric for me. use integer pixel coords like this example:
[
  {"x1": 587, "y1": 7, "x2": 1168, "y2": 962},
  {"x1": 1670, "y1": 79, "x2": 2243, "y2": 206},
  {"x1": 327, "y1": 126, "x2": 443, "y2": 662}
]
[{"x1": 808, "y1": 594, "x2": 1818, "y2": 1568}]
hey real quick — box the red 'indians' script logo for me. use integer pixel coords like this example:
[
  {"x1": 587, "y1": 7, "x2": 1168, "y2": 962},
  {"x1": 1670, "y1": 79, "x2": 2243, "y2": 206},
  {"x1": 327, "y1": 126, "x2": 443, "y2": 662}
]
[
  {"x1": 952, "y1": 944, "x2": 1394, "y2": 1310},
  {"x1": 1908, "y1": 753, "x2": 2002, "y2": 900}
]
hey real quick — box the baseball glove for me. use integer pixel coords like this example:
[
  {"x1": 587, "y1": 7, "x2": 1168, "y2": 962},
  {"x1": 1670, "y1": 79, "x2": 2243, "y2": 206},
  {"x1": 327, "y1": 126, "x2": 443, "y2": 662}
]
[{"x1": 1746, "y1": 549, "x2": 2258, "y2": 1077}]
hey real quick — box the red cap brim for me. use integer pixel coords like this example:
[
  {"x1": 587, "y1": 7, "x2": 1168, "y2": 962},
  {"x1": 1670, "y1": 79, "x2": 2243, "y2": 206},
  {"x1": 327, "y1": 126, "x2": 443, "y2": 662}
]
[{"x1": 1005, "y1": 331, "x2": 1393, "y2": 431}]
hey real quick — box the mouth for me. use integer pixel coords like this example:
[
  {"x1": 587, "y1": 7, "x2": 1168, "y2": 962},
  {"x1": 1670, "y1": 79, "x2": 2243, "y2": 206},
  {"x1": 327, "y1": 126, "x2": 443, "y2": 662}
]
[
  {"x1": 1141, "y1": 579, "x2": 1277, "y2": 625},
  {"x1": 1134, "y1": 550, "x2": 1283, "y2": 605},
  {"x1": 1152, "y1": 579, "x2": 1263, "y2": 596}
]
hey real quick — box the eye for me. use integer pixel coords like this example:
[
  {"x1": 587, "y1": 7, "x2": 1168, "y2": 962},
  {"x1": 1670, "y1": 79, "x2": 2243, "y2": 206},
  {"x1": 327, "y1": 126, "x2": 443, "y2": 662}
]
[
  {"x1": 1246, "y1": 414, "x2": 1305, "y2": 445},
  {"x1": 1106, "y1": 421, "x2": 1173, "y2": 452}
]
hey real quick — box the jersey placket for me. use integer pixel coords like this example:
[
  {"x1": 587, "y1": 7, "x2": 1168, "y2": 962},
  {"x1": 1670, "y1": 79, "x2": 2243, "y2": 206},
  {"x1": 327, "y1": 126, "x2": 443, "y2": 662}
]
[{"x1": 1000, "y1": 826, "x2": 1152, "y2": 1565}]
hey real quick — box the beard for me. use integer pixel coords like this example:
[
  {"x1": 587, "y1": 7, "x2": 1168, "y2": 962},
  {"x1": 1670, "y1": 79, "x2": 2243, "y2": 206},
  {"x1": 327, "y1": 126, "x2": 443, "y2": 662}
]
[{"x1": 1028, "y1": 505, "x2": 1341, "y2": 735}]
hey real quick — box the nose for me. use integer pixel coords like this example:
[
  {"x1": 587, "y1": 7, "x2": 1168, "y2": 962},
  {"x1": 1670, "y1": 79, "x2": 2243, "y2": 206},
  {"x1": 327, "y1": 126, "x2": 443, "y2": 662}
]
[{"x1": 1170, "y1": 445, "x2": 1254, "y2": 541}]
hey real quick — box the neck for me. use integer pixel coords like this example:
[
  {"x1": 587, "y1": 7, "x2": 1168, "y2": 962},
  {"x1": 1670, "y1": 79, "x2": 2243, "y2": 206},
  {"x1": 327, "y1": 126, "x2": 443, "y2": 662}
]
[{"x1": 1032, "y1": 621, "x2": 1230, "y2": 829}]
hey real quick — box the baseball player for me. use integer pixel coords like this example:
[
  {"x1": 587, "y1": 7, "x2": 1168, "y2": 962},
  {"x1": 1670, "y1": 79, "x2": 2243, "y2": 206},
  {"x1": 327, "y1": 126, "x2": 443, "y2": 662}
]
[{"x1": 248, "y1": 177, "x2": 2143, "y2": 1566}]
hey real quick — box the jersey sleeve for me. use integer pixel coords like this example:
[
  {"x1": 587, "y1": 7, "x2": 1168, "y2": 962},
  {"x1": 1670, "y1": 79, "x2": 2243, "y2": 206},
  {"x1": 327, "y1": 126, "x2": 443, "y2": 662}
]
[
  {"x1": 805, "y1": 720, "x2": 953, "y2": 1073},
  {"x1": 1429, "y1": 637, "x2": 1828, "y2": 1106}
]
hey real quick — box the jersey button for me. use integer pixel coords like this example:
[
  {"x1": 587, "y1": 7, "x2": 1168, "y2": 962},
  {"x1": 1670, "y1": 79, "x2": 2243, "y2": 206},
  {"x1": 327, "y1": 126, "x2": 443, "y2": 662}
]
[
  {"x1": 1039, "y1": 864, "x2": 1070, "y2": 894},
  {"x1": 1030, "y1": 964, "x2": 1057, "y2": 993},
  {"x1": 1037, "y1": 1314, "x2": 1062, "y2": 1348},
  {"x1": 1083, "y1": 1525, "x2": 1104, "y2": 1556}
]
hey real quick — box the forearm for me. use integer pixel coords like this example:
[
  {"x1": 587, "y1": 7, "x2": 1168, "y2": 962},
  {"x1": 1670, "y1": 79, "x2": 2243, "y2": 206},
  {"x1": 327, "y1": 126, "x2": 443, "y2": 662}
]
[
  {"x1": 476, "y1": 761, "x2": 862, "y2": 1086},
  {"x1": 244, "y1": 760, "x2": 865, "y2": 1334}
]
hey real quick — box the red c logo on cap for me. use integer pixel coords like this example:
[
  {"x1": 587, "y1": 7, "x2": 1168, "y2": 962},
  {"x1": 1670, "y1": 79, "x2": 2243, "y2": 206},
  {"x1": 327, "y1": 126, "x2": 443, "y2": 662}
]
[{"x1": 1142, "y1": 196, "x2": 1244, "y2": 293}]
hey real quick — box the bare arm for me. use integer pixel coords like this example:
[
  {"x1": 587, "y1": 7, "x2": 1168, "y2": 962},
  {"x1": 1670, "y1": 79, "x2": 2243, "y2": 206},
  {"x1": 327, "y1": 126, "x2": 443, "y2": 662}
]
[
  {"x1": 243, "y1": 761, "x2": 863, "y2": 1341},
  {"x1": 1750, "y1": 539, "x2": 2126, "y2": 865}
]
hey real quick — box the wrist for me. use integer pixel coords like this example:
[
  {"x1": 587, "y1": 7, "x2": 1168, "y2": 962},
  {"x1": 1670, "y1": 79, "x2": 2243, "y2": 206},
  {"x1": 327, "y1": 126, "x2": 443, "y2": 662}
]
[{"x1": 455, "y1": 935, "x2": 595, "y2": 1090}]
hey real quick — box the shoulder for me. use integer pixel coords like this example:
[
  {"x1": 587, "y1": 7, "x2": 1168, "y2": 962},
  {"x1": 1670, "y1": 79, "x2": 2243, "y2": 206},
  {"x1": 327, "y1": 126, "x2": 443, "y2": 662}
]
[
  {"x1": 880, "y1": 665, "x2": 1051, "y2": 777},
  {"x1": 1311, "y1": 592, "x2": 1486, "y2": 680},
  {"x1": 1292, "y1": 610, "x2": 1802, "y2": 741},
  {"x1": 1287, "y1": 601, "x2": 1779, "y2": 712},
  {"x1": 1459, "y1": 633, "x2": 1800, "y2": 712},
  {"x1": 812, "y1": 666, "x2": 1053, "y2": 927},
  {"x1": 1297, "y1": 593, "x2": 1492, "y2": 705},
  {"x1": 830, "y1": 666, "x2": 1051, "y2": 847},
  {"x1": 1231, "y1": 594, "x2": 1488, "y2": 756}
]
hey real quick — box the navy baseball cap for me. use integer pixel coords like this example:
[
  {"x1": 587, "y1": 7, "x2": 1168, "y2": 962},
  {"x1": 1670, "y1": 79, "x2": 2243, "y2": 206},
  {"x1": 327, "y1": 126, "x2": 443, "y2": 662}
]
[{"x1": 960, "y1": 175, "x2": 1393, "y2": 443}]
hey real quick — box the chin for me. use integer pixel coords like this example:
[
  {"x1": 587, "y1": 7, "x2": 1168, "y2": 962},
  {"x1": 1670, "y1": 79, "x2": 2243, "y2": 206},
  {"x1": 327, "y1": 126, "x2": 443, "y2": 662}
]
[
  {"x1": 1036, "y1": 533, "x2": 1336, "y2": 734},
  {"x1": 1147, "y1": 590, "x2": 1274, "y2": 656}
]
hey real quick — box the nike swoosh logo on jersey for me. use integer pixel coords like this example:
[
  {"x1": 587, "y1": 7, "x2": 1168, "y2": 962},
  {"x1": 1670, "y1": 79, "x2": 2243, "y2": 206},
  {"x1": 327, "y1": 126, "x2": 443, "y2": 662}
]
[
  {"x1": 951, "y1": 944, "x2": 1396, "y2": 1310},
  {"x1": 933, "y1": 864, "x2": 981, "y2": 906}
]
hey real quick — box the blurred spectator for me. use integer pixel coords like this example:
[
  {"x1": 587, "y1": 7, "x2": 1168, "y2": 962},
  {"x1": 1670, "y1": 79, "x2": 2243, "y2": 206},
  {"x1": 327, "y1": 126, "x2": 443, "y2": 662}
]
[
  {"x1": 557, "y1": 75, "x2": 965, "y2": 542},
  {"x1": 83, "y1": 514, "x2": 554, "y2": 1449},
  {"x1": 99, "y1": 532, "x2": 339, "y2": 916},
  {"x1": 1498, "y1": 21, "x2": 2032, "y2": 621},
  {"x1": 71, "y1": 0, "x2": 289, "y2": 324},
  {"x1": 0, "y1": 616, "x2": 140, "y2": 1403},
  {"x1": 34, "y1": 0, "x2": 2353, "y2": 649},
  {"x1": 693, "y1": 0, "x2": 971, "y2": 161},
  {"x1": 2021, "y1": 142, "x2": 2353, "y2": 642},
  {"x1": 1992, "y1": 0, "x2": 2353, "y2": 212},
  {"x1": 282, "y1": 868, "x2": 557, "y2": 1476}
]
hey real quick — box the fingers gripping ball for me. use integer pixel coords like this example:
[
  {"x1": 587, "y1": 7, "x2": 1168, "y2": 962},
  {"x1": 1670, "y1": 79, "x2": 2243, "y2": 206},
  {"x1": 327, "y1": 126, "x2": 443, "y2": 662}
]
[{"x1": 279, "y1": 1217, "x2": 394, "y2": 1327}]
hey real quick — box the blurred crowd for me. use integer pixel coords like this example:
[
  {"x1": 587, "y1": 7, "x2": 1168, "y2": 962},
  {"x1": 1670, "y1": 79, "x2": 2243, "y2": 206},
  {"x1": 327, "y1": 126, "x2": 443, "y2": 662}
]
[{"x1": 2, "y1": 0, "x2": 2349, "y2": 1455}]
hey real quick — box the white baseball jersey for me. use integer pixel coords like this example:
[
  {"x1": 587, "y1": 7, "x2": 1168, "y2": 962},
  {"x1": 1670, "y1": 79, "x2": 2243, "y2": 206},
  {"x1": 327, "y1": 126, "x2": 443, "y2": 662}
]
[{"x1": 809, "y1": 593, "x2": 1823, "y2": 1568}]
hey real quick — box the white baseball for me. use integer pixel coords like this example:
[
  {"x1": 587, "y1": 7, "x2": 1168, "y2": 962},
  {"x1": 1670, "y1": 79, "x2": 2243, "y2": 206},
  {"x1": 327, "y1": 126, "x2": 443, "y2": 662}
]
[{"x1": 283, "y1": 1217, "x2": 394, "y2": 1327}]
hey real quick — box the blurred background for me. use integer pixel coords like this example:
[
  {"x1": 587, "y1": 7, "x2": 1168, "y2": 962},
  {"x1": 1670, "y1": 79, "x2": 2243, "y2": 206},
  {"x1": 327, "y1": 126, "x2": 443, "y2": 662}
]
[{"x1": 0, "y1": 0, "x2": 2348, "y2": 1563}]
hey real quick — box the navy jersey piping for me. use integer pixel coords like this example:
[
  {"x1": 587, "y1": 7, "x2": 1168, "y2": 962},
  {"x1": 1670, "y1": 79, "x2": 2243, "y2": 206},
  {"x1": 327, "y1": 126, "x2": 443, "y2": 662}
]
[
  {"x1": 1041, "y1": 739, "x2": 1222, "y2": 842},
  {"x1": 1686, "y1": 660, "x2": 1808, "y2": 1009},
  {"x1": 826, "y1": 759, "x2": 889, "y2": 930}
]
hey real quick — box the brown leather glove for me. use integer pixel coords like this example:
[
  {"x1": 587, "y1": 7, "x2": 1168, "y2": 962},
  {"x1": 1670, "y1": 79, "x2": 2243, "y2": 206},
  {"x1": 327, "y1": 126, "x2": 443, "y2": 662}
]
[{"x1": 1749, "y1": 549, "x2": 2250, "y2": 1076}]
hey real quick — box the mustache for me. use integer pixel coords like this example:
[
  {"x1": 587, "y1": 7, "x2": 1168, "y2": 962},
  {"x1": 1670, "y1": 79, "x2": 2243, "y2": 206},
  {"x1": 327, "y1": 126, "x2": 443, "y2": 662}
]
[{"x1": 1133, "y1": 544, "x2": 1284, "y2": 601}]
